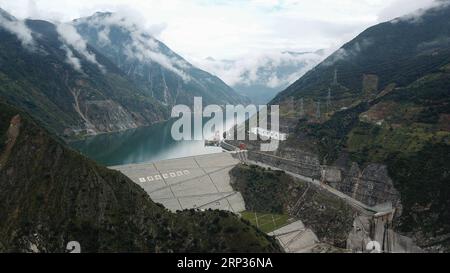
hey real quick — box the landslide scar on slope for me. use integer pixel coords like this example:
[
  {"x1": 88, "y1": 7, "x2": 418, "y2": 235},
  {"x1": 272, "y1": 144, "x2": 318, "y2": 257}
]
[{"x1": 0, "y1": 115, "x2": 21, "y2": 170}]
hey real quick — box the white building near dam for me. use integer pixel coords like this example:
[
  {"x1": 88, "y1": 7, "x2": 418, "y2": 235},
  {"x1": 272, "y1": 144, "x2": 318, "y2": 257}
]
[{"x1": 250, "y1": 127, "x2": 288, "y2": 141}]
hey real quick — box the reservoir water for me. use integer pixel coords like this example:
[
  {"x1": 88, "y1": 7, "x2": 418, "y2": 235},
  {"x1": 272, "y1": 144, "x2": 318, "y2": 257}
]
[{"x1": 71, "y1": 117, "x2": 233, "y2": 166}]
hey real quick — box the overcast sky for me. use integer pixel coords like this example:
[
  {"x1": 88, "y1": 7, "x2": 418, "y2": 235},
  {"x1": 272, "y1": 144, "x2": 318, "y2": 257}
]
[{"x1": 0, "y1": 0, "x2": 440, "y2": 62}]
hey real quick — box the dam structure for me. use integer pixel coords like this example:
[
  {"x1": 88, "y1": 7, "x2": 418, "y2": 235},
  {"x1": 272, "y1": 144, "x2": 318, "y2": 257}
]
[
  {"x1": 111, "y1": 151, "x2": 321, "y2": 253},
  {"x1": 110, "y1": 148, "x2": 417, "y2": 253},
  {"x1": 110, "y1": 152, "x2": 246, "y2": 213}
]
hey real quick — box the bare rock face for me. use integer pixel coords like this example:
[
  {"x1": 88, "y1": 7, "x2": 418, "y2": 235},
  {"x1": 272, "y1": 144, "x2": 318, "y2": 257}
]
[
  {"x1": 247, "y1": 150, "x2": 322, "y2": 179},
  {"x1": 347, "y1": 215, "x2": 422, "y2": 253},
  {"x1": 322, "y1": 166, "x2": 342, "y2": 183},
  {"x1": 362, "y1": 74, "x2": 379, "y2": 99},
  {"x1": 83, "y1": 100, "x2": 139, "y2": 132},
  {"x1": 332, "y1": 163, "x2": 400, "y2": 208},
  {"x1": 0, "y1": 115, "x2": 21, "y2": 170}
]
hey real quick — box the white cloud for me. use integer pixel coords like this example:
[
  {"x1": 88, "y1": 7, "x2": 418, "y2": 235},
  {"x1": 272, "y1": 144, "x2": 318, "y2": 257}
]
[
  {"x1": 193, "y1": 50, "x2": 327, "y2": 89},
  {"x1": 322, "y1": 38, "x2": 374, "y2": 66},
  {"x1": 0, "y1": 15, "x2": 35, "y2": 49},
  {"x1": 0, "y1": 0, "x2": 441, "y2": 62},
  {"x1": 56, "y1": 22, "x2": 104, "y2": 72},
  {"x1": 97, "y1": 26, "x2": 110, "y2": 46},
  {"x1": 125, "y1": 37, "x2": 191, "y2": 81},
  {"x1": 61, "y1": 44, "x2": 83, "y2": 72},
  {"x1": 0, "y1": 0, "x2": 443, "y2": 86},
  {"x1": 77, "y1": 12, "x2": 191, "y2": 81},
  {"x1": 377, "y1": 0, "x2": 446, "y2": 22}
]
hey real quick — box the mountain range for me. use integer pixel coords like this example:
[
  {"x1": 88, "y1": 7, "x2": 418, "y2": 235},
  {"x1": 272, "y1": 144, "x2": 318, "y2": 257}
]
[
  {"x1": 0, "y1": 9, "x2": 247, "y2": 139},
  {"x1": 198, "y1": 50, "x2": 326, "y2": 104},
  {"x1": 74, "y1": 12, "x2": 247, "y2": 107},
  {"x1": 272, "y1": 3, "x2": 450, "y2": 251},
  {"x1": 1, "y1": 2, "x2": 450, "y2": 253},
  {"x1": 0, "y1": 7, "x2": 276, "y2": 253}
]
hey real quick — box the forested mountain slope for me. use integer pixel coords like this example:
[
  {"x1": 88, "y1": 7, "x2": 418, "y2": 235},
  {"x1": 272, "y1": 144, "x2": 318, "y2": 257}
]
[
  {"x1": 0, "y1": 8, "x2": 167, "y2": 138},
  {"x1": 271, "y1": 4, "x2": 450, "y2": 251},
  {"x1": 75, "y1": 12, "x2": 248, "y2": 107}
]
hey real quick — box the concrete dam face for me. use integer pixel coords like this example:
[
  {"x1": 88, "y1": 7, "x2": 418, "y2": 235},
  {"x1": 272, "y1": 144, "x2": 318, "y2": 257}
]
[{"x1": 111, "y1": 152, "x2": 246, "y2": 213}]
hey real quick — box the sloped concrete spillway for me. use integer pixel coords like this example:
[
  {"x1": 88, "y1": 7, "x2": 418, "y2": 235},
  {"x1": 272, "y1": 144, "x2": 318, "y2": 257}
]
[
  {"x1": 111, "y1": 152, "x2": 246, "y2": 212},
  {"x1": 269, "y1": 221, "x2": 320, "y2": 253}
]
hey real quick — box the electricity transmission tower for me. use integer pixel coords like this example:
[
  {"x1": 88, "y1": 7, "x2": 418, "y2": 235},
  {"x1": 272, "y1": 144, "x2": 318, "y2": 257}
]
[
  {"x1": 287, "y1": 96, "x2": 295, "y2": 113},
  {"x1": 327, "y1": 88, "x2": 332, "y2": 112},
  {"x1": 299, "y1": 98, "x2": 304, "y2": 117},
  {"x1": 316, "y1": 101, "x2": 321, "y2": 119},
  {"x1": 333, "y1": 68, "x2": 338, "y2": 85}
]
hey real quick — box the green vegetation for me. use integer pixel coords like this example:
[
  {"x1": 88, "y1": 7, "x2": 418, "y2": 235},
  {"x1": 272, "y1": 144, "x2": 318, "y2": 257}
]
[
  {"x1": 279, "y1": 55, "x2": 450, "y2": 251},
  {"x1": 230, "y1": 164, "x2": 293, "y2": 214},
  {"x1": 297, "y1": 102, "x2": 369, "y2": 164},
  {"x1": 76, "y1": 14, "x2": 247, "y2": 108},
  {"x1": 240, "y1": 211, "x2": 290, "y2": 233},
  {"x1": 274, "y1": 6, "x2": 450, "y2": 109},
  {"x1": 270, "y1": 6, "x2": 450, "y2": 250},
  {"x1": 230, "y1": 164, "x2": 355, "y2": 248},
  {"x1": 0, "y1": 18, "x2": 167, "y2": 138},
  {"x1": 386, "y1": 144, "x2": 450, "y2": 248},
  {"x1": 348, "y1": 122, "x2": 449, "y2": 164},
  {"x1": 345, "y1": 73, "x2": 450, "y2": 244}
]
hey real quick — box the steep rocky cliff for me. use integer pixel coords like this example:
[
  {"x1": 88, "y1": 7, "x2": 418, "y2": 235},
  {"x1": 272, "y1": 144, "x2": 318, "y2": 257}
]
[{"x1": 332, "y1": 163, "x2": 400, "y2": 208}]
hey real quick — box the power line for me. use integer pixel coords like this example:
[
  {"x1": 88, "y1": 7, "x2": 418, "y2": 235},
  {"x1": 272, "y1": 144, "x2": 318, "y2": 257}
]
[
  {"x1": 333, "y1": 68, "x2": 338, "y2": 85},
  {"x1": 299, "y1": 98, "x2": 304, "y2": 117},
  {"x1": 316, "y1": 100, "x2": 321, "y2": 119},
  {"x1": 327, "y1": 88, "x2": 332, "y2": 112}
]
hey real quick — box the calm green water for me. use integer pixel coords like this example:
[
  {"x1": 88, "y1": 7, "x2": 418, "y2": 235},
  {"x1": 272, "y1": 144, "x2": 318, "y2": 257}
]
[{"x1": 71, "y1": 118, "x2": 228, "y2": 166}]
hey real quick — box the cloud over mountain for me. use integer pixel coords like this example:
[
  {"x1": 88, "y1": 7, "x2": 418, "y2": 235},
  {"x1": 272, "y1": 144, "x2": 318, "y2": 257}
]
[
  {"x1": 195, "y1": 50, "x2": 327, "y2": 89},
  {"x1": 56, "y1": 22, "x2": 104, "y2": 72},
  {"x1": 0, "y1": 0, "x2": 441, "y2": 64},
  {"x1": 191, "y1": 50, "x2": 327, "y2": 104},
  {"x1": 0, "y1": 9, "x2": 35, "y2": 49},
  {"x1": 74, "y1": 12, "x2": 190, "y2": 81}
]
